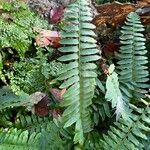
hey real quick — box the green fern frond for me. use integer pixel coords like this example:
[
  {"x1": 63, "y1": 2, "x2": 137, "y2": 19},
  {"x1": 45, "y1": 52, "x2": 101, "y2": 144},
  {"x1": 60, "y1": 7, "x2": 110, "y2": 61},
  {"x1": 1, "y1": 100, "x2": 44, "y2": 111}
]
[
  {"x1": 117, "y1": 12, "x2": 149, "y2": 99},
  {"x1": 0, "y1": 120, "x2": 73, "y2": 150},
  {"x1": 84, "y1": 131, "x2": 103, "y2": 150},
  {"x1": 91, "y1": 99, "x2": 111, "y2": 124},
  {"x1": 0, "y1": 128, "x2": 40, "y2": 150},
  {"x1": 58, "y1": 0, "x2": 100, "y2": 145},
  {"x1": 0, "y1": 86, "x2": 30, "y2": 110},
  {"x1": 14, "y1": 114, "x2": 51, "y2": 133},
  {"x1": 105, "y1": 64, "x2": 130, "y2": 120},
  {"x1": 39, "y1": 121, "x2": 73, "y2": 150},
  {"x1": 101, "y1": 105, "x2": 150, "y2": 150},
  {"x1": 0, "y1": 109, "x2": 14, "y2": 127}
]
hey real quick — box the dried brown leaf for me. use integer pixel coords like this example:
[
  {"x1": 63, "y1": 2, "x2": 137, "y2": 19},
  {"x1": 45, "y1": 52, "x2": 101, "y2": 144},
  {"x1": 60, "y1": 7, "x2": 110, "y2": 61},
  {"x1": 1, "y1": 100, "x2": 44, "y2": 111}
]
[{"x1": 93, "y1": 1, "x2": 150, "y2": 27}]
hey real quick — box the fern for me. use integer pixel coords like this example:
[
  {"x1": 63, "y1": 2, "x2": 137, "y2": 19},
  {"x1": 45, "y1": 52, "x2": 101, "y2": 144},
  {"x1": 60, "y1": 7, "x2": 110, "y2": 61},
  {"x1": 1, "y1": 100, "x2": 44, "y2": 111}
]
[
  {"x1": 0, "y1": 86, "x2": 30, "y2": 110},
  {"x1": 0, "y1": 1, "x2": 150, "y2": 149},
  {"x1": 91, "y1": 78, "x2": 111, "y2": 124},
  {"x1": 117, "y1": 12, "x2": 149, "y2": 99},
  {"x1": 91, "y1": 99, "x2": 111, "y2": 124},
  {"x1": 101, "y1": 105, "x2": 150, "y2": 150},
  {"x1": 14, "y1": 114, "x2": 51, "y2": 133},
  {"x1": 105, "y1": 64, "x2": 131, "y2": 120},
  {"x1": 0, "y1": 120, "x2": 73, "y2": 150},
  {"x1": 39, "y1": 121, "x2": 73, "y2": 150},
  {"x1": 84, "y1": 131, "x2": 103, "y2": 150},
  {"x1": 6, "y1": 52, "x2": 64, "y2": 94},
  {"x1": 57, "y1": 0, "x2": 100, "y2": 145},
  {"x1": 0, "y1": 109, "x2": 14, "y2": 127},
  {"x1": 0, "y1": 128, "x2": 40, "y2": 150}
]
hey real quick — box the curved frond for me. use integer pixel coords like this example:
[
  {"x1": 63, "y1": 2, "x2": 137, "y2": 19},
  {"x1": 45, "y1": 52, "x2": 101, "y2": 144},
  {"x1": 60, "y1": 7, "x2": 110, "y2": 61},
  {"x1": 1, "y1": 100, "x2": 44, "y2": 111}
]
[
  {"x1": 0, "y1": 122, "x2": 73, "y2": 150},
  {"x1": 117, "y1": 12, "x2": 149, "y2": 99},
  {"x1": 0, "y1": 86, "x2": 30, "y2": 110},
  {"x1": 0, "y1": 128, "x2": 40, "y2": 150},
  {"x1": 58, "y1": 0, "x2": 100, "y2": 144}
]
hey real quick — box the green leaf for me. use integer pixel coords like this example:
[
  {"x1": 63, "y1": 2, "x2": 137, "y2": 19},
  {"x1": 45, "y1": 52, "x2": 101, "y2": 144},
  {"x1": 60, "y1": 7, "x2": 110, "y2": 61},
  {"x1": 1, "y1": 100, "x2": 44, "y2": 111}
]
[
  {"x1": 80, "y1": 36, "x2": 97, "y2": 43},
  {"x1": 59, "y1": 46, "x2": 78, "y2": 53},
  {"x1": 81, "y1": 30, "x2": 96, "y2": 36},
  {"x1": 58, "y1": 54, "x2": 78, "y2": 61},
  {"x1": 58, "y1": 69, "x2": 79, "y2": 80},
  {"x1": 0, "y1": 86, "x2": 30, "y2": 110},
  {"x1": 60, "y1": 39, "x2": 79, "y2": 45},
  {"x1": 80, "y1": 49, "x2": 99, "y2": 55},
  {"x1": 108, "y1": 64, "x2": 115, "y2": 74},
  {"x1": 81, "y1": 23, "x2": 96, "y2": 29},
  {"x1": 60, "y1": 76, "x2": 79, "y2": 88},
  {"x1": 81, "y1": 55, "x2": 100, "y2": 62},
  {"x1": 59, "y1": 62, "x2": 78, "y2": 74}
]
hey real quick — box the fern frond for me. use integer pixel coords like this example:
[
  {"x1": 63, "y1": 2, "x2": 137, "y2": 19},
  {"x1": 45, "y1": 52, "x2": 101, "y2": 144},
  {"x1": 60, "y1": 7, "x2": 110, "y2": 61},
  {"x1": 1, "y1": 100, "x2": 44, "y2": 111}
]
[
  {"x1": 91, "y1": 99, "x2": 111, "y2": 124},
  {"x1": 0, "y1": 120, "x2": 73, "y2": 150},
  {"x1": 84, "y1": 131, "x2": 103, "y2": 150},
  {"x1": 117, "y1": 12, "x2": 149, "y2": 99},
  {"x1": 101, "y1": 105, "x2": 150, "y2": 150},
  {"x1": 14, "y1": 114, "x2": 51, "y2": 133},
  {"x1": 58, "y1": 0, "x2": 100, "y2": 145},
  {"x1": 39, "y1": 121, "x2": 73, "y2": 150},
  {"x1": 0, "y1": 128, "x2": 40, "y2": 150},
  {"x1": 0, "y1": 109, "x2": 14, "y2": 127},
  {"x1": 105, "y1": 65, "x2": 130, "y2": 120},
  {"x1": 0, "y1": 86, "x2": 30, "y2": 110}
]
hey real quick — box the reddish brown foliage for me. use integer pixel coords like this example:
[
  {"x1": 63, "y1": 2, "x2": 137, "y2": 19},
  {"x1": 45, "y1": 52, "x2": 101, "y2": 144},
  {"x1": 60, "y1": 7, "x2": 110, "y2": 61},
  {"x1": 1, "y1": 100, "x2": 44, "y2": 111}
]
[
  {"x1": 93, "y1": 1, "x2": 150, "y2": 27},
  {"x1": 50, "y1": 88, "x2": 66, "y2": 102},
  {"x1": 49, "y1": 5, "x2": 64, "y2": 24},
  {"x1": 33, "y1": 28, "x2": 60, "y2": 48},
  {"x1": 52, "y1": 108, "x2": 62, "y2": 119},
  {"x1": 34, "y1": 95, "x2": 50, "y2": 117},
  {"x1": 102, "y1": 40, "x2": 119, "y2": 58}
]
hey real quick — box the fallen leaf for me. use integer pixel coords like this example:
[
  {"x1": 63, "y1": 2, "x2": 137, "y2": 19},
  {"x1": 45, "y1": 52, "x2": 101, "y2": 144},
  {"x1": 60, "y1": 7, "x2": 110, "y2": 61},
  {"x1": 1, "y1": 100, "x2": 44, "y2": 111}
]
[
  {"x1": 29, "y1": 92, "x2": 46, "y2": 105},
  {"x1": 102, "y1": 40, "x2": 119, "y2": 58},
  {"x1": 93, "y1": 1, "x2": 150, "y2": 27},
  {"x1": 34, "y1": 28, "x2": 60, "y2": 48},
  {"x1": 52, "y1": 108, "x2": 62, "y2": 119},
  {"x1": 26, "y1": 92, "x2": 50, "y2": 117},
  {"x1": 35, "y1": 36, "x2": 51, "y2": 47},
  {"x1": 50, "y1": 88, "x2": 66, "y2": 102},
  {"x1": 99, "y1": 59, "x2": 109, "y2": 75},
  {"x1": 34, "y1": 95, "x2": 50, "y2": 117},
  {"x1": 49, "y1": 5, "x2": 64, "y2": 24}
]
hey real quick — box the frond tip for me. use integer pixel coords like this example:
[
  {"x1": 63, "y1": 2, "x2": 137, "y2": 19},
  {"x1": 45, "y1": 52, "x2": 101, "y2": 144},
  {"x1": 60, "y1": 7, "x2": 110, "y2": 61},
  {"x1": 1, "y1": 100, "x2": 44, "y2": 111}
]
[{"x1": 58, "y1": 0, "x2": 100, "y2": 145}]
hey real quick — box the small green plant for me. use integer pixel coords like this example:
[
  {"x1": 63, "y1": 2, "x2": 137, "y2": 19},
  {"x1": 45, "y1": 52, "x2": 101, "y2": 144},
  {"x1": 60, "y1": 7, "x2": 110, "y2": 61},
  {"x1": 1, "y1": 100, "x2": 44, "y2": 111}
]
[{"x1": 0, "y1": 1, "x2": 48, "y2": 57}]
